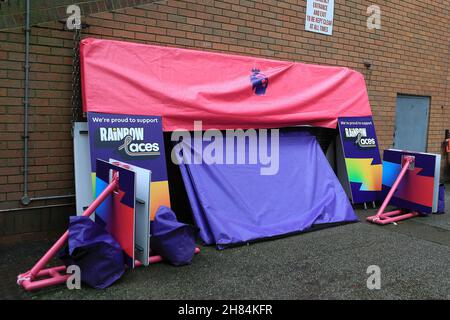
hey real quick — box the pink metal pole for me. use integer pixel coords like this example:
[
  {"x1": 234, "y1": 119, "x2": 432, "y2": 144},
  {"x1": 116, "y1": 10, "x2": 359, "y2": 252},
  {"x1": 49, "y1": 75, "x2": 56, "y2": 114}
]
[
  {"x1": 18, "y1": 175, "x2": 119, "y2": 284},
  {"x1": 369, "y1": 212, "x2": 419, "y2": 225},
  {"x1": 22, "y1": 247, "x2": 202, "y2": 290},
  {"x1": 367, "y1": 156, "x2": 418, "y2": 225},
  {"x1": 21, "y1": 266, "x2": 70, "y2": 291},
  {"x1": 134, "y1": 247, "x2": 201, "y2": 267},
  {"x1": 376, "y1": 157, "x2": 413, "y2": 217}
]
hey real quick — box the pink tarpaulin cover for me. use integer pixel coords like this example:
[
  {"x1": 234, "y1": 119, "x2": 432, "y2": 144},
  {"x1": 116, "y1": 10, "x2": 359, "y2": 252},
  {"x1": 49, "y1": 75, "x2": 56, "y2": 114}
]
[{"x1": 80, "y1": 38, "x2": 372, "y2": 131}]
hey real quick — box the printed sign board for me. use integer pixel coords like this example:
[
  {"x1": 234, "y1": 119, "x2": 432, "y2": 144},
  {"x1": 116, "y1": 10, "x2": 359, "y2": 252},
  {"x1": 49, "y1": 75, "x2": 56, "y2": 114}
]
[
  {"x1": 305, "y1": 0, "x2": 335, "y2": 35},
  {"x1": 73, "y1": 122, "x2": 92, "y2": 216},
  {"x1": 337, "y1": 116, "x2": 382, "y2": 203},
  {"x1": 382, "y1": 149, "x2": 441, "y2": 213},
  {"x1": 95, "y1": 159, "x2": 136, "y2": 268},
  {"x1": 110, "y1": 158, "x2": 151, "y2": 266},
  {"x1": 88, "y1": 112, "x2": 171, "y2": 220}
]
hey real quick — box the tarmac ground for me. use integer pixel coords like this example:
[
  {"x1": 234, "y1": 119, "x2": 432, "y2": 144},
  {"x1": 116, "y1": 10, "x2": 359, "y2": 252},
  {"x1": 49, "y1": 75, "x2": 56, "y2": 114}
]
[{"x1": 1, "y1": 184, "x2": 449, "y2": 300}]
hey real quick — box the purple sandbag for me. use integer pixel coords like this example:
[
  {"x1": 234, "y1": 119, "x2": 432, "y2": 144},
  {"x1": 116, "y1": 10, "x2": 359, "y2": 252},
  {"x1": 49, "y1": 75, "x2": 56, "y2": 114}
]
[
  {"x1": 58, "y1": 216, "x2": 125, "y2": 289},
  {"x1": 437, "y1": 184, "x2": 445, "y2": 214},
  {"x1": 176, "y1": 129, "x2": 358, "y2": 249},
  {"x1": 150, "y1": 206, "x2": 198, "y2": 266}
]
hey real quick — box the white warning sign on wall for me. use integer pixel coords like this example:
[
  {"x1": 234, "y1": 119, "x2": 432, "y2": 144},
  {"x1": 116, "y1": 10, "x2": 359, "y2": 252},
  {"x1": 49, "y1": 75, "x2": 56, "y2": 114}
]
[{"x1": 305, "y1": 0, "x2": 335, "y2": 36}]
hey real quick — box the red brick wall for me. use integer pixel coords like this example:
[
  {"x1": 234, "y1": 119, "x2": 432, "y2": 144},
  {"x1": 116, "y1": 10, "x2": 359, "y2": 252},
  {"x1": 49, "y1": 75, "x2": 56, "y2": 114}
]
[{"x1": 0, "y1": 0, "x2": 449, "y2": 233}]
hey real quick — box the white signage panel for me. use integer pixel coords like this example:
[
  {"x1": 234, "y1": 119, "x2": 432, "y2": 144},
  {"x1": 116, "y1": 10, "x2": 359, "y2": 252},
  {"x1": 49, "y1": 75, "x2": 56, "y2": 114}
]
[{"x1": 305, "y1": 0, "x2": 334, "y2": 35}]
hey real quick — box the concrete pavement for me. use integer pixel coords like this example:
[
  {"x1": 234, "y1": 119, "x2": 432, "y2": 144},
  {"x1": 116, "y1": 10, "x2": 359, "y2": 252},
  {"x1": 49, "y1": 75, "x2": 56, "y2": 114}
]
[{"x1": 1, "y1": 184, "x2": 449, "y2": 300}]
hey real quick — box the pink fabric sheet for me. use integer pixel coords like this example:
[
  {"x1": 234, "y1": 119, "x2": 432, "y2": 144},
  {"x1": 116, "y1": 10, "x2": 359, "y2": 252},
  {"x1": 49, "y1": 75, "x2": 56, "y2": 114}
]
[{"x1": 80, "y1": 38, "x2": 372, "y2": 131}]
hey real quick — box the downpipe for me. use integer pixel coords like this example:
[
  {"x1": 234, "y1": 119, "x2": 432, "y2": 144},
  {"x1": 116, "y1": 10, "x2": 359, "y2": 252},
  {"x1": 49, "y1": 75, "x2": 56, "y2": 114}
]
[
  {"x1": 0, "y1": 203, "x2": 75, "y2": 213},
  {"x1": 21, "y1": 0, "x2": 30, "y2": 206},
  {"x1": 20, "y1": 1, "x2": 75, "y2": 206}
]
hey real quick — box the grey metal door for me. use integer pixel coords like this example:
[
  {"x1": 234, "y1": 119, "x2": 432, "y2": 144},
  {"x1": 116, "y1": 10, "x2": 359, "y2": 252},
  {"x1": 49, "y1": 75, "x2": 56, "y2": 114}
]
[{"x1": 393, "y1": 95, "x2": 430, "y2": 152}]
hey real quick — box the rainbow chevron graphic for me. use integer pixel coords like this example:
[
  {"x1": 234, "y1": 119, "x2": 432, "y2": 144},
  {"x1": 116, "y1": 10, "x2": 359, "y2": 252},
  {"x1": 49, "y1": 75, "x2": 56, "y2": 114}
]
[
  {"x1": 382, "y1": 160, "x2": 434, "y2": 208},
  {"x1": 345, "y1": 158, "x2": 382, "y2": 191}
]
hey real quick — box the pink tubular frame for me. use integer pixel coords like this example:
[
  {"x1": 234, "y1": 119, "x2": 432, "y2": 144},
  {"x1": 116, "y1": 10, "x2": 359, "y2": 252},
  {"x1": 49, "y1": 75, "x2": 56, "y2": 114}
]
[
  {"x1": 367, "y1": 156, "x2": 419, "y2": 225},
  {"x1": 17, "y1": 173, "x2": 200, "y2": 291}
]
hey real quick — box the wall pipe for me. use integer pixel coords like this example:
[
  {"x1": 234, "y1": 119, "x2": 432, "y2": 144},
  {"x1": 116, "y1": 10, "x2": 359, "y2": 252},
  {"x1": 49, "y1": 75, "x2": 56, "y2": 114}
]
[
  {"x1": 29, "y1": 194, "x2": 75, "y2": 202},
  {"x1": 19, "y1": 2, "x2": 74, "y2": 206},
  {"x1": 21, "y1": 0, "x2": 31, "y2": 206},
  {"x1": 0, "y1": 203, "x2": 75, "y2": 214}
]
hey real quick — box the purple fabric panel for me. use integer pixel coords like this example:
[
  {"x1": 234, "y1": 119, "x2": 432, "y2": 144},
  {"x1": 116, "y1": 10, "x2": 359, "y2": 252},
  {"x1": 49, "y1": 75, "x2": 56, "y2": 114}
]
[
  {"x1": 178, "y1": 129, "x2": 358, "y2": 249},
  {"x1": 177, "y1": 155, "x2": 216, "y2": 244}
]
